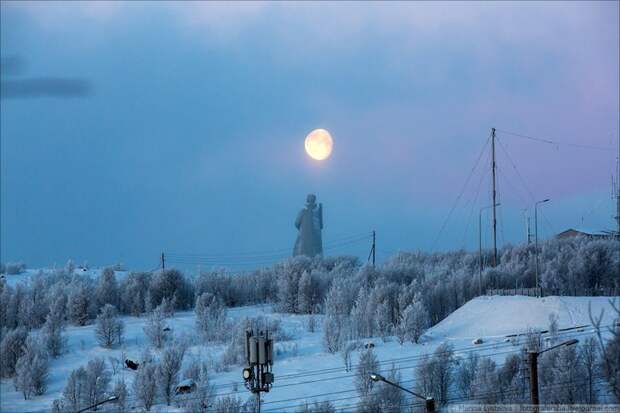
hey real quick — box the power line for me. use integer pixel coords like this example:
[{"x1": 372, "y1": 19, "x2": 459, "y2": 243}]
[
  {"x1": 461, "y1": 144, "x2": 492, "y2": 249},
  {"x1": 495, "y1": 136, "x2": 556, "y2": 235},
  {"x1": 496, "y1": 129, "x2": 613, "y2": 152},
  {"x1": 432, "y1": 133, "x2": 492, "y2": 251}
]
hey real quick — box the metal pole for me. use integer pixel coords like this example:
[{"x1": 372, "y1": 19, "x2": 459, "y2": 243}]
[
  {"x1": 534, "y1": 199, "x2": 549, "y2": 297},
  {"x1": 257, "y1": 390, "x2": 261, "y2": 413},
  {"x1": 161, "y1": 252, "x2": 165, "y2": 270},
  {"x1": 491, "y1": 128, "x2": 498, "y2": 267},
  {"x1": 425, "y1": 398, "x2": 436, "y2": 413},
  {"x1": 75, "y1": 396, "x2": 118, "y2": 413},
  {"x1": 616, "y1": 134, "x2": 620, "y2": 238},
  {"x1": 528, "y1": 352, "x2": 539, "y2": 409},
  {"x1": 372, "y1": 230, "x2": 376, "y2": 267},
  {"x1": 371, "y1": 375, "x2": 434, "y2": 413},
  {"x1": 478, "y1": 209, "x2": 483, "y2": 296},
  {"x1": 534, "y1": 206, "x2": 539, "y2": 295}
]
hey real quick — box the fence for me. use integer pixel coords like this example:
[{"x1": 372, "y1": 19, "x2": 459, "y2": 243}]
[{"x1": 487, "y1": 286, "x2": 620, "y2": 297}]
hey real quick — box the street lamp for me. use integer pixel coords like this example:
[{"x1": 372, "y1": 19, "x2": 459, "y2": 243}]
[
  {"x1": 369, "y1": 373, "x2": 435, "y2": 412},
  {"x1": 479, "y1": 203, "x2": 501, "y2": 295},
  {"x1": 534, "y1": 199, "x2": 550, "y2": 297},
  {"x1": 76, "y1": 395, "x2": 119, "y2": 413},
  {"x1": 528, "y1": 339, "x2": 578, "y2": 408}
]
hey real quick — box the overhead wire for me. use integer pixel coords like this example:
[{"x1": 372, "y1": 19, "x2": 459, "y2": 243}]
[
  {"x1": 495, "y1": 129, "x2": 613, "y2": 152},
  {"x1": 460, "y1": 142, "x2": 491, "y2": 249},
  {"x1": 121, "y1": 320, "x2": 615, "y2": 409},
  {"x1": 495, "y1": 135, "x2": 556, "y2": 236},
  {"x1": 431, "y1": 133, "x2": 492, "y2": 252}
]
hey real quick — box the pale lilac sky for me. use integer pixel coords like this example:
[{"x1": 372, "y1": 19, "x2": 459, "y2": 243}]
[{"x1": 1, "y1": 2, "x2": 618, "y2": 269}]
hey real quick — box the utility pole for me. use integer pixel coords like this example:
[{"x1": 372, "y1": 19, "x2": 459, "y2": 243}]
[
  {"x1": 491, "y1": 128, "x2": 498, "y2": 267},
  {"x1": 242, "y1": 330, "x2": 274, "y2": 413},
  {"x1": 528, "y1": 352, "x2": 539, "y2": 408},
  {"x1": 523, "y1": 209, "x2": 532, "y2": 244},
  {"x1": 161, "y1": 252, "x2": 165, "y2": 271},
  {"x1": 528, "y1": 339, "x2": 578, "y2": 410},
  {"x1": 368, "y1": 230, "x2": 376, "y2": 267}
]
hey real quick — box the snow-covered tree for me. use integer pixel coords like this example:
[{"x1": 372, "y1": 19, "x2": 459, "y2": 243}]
[
  {"x1": 373, "y1": 364, "x2": 403, "y2": 413},
  {"x1": 42, "y1": 309, "x2": 66, "y2": 357},
  {"x1": 415, "y1": 342, "x2": 454, "y2": 405},
  {"x1": 83, "y1": 358, "x2": 110, "y2": 409},
  {"x1": 96, "y1": 267, "x2": 118, "y2": 308},
  {"x1": 68, "y1": 284, "x2": 90, "y2": 326},
  {"x1": 455, "y1": 351, "x2": 479, "y2": 399},
  {"x1": 14, "y1": 335, "x2": 48, "y2": 399},
  {"x1": 112, "y1": 379, "x2": 128, "y2": 413},
  {"x1": 95, "y1": 304, "x2": 124, "y2": 348},
  {"x1": 471, "y1": 357, "x2": 498, "y2": 403},
  {"x1": 180, "y1": 357, "x2": 214, "y2": 413},
  {"x1": 143, "y1": 303, "x2": 169, "y2": 349},
  {"x1": 158, "y1": 343, "x2": 187, "y2": 405},
  {"x1": 375, "y1": 301, "x2": 392, "y2": 342},
  {"x1": 0, "y1": 327, "x2": 28, "y2": 378},
  {"x1": 580, "y1": 337, "x2": 599, "y2": 404},
  {"x1": 195, "y1": 292, "x2": 226, "y2": 342},
  {"x1": 548, "y1": 312, "x2": 559, "y2": 345},
  {"x1": 355, "y1": 348, "x2": 379, "y2": 397},
  {"x1": 323, "y1": 314, "x2": 345, "y2": 354},
  {"x1": 62, "y1": 366, "x2": 87, "y2": 412},
  {"x1": 133, "y1": 356, "x2": 158, "y2": 411},
  {"x1": 297, "y1": 270, "x2": 314, "y2": 314}
]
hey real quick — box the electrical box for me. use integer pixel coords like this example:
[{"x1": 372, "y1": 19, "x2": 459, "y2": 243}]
[
  {"x1": 258, "y1": 337, "x2": 266, "y2": 364},
  {"x1": 249, "y1": 337, "x2": 258, "y2": 365}
]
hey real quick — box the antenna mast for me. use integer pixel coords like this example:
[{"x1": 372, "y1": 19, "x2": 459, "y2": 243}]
[
  {"x1": 491, "y1": 128, "x2": 498, "y2": 266},
  {"x1": 616, "y1": 134, "x2": 620, "y2": 238}
]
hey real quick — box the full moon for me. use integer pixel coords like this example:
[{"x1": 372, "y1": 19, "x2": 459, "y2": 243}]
[{"x1": 305, "y1": 129, "x2": 333, "y2": 160}]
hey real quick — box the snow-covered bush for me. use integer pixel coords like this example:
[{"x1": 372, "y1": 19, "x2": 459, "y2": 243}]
[{"x1": 213, "y1": 395, "x2": 243, "y2": 413}]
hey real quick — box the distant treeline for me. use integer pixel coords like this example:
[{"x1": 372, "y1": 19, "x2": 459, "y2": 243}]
[{"x1": 0, "y1": 236, "x2": 618, "y2": 335}]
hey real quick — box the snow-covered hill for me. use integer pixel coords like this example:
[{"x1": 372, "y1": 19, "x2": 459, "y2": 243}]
[
  {"x1": 427, "y1": 295, "x2": 616, "y2": 340},
  {"x1": 1, "y1": 296, "x2": 617, "y2": 412}
]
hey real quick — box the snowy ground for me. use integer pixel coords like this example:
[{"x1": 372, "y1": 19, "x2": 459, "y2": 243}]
[{"x1": 1, "y1": 296, "x2": 618, "y2": 413}]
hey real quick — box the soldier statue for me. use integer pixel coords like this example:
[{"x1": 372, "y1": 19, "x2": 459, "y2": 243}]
[{"x1": 293, "y1": 194, "x2": 323, "y2": 257}]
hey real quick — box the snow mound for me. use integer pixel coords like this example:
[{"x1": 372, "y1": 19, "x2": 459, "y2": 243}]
[{"x1": 427, "y1": 295, "x2": 618, "y2": 340}]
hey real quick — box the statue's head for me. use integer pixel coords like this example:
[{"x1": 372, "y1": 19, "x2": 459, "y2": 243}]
[{"x1": 306, "y1": 194, "x2": 317, "y2": 206}]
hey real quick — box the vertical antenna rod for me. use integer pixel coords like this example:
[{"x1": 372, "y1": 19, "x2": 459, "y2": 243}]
[{"x1": 491, "y1": 128, "x2": 498, "y2": 266}]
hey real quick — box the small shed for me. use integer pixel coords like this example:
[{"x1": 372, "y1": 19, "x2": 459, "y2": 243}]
[{"x1": 175, "y1": 378, "x2": 196, "y2": 394}]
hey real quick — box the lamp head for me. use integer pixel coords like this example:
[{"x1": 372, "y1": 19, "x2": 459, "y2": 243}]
[{"x1": 369, "y1": 373, "x2": 384, "y2": 382}]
